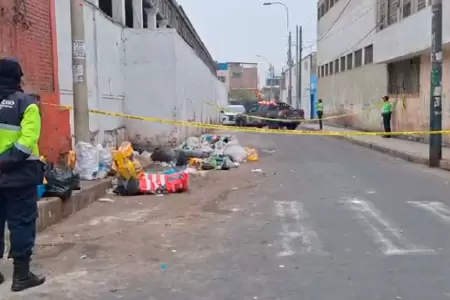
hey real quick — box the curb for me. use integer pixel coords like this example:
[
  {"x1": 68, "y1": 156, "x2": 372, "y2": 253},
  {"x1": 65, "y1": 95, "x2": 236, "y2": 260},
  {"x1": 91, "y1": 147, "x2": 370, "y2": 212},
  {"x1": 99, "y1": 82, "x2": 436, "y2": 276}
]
[
  {"x1": 299, "y1": 125, "x2": 450, "y2": 171},
  {"x1": 36, "y1": 178, "x2": 112, "y2": 232}
]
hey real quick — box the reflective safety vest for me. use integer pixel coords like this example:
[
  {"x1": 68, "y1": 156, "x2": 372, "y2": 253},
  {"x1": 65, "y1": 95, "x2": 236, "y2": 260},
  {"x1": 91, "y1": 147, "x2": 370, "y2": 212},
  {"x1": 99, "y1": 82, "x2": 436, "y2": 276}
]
[
  {"x1": 382, "y1": 102, "x2": 392, "y2": 114},
  {"x1": 316, "y1": 102, "x2": 324, "y2": 111},
  {"x1": 0, "y1": 92, "x2": 43, "y2": 187}
]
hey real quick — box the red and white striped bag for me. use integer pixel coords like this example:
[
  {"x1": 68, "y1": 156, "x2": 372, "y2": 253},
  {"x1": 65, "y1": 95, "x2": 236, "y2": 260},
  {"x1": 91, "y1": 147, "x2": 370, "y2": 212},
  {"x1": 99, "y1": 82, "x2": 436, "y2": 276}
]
[{"x1": 139, "y1": 172, "x2": 189, "y2": 194}]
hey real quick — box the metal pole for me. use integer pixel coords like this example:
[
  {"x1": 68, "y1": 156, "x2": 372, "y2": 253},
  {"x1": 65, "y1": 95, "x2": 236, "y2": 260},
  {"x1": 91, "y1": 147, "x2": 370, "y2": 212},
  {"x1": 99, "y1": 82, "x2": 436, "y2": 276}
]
[
  {"x1": 70, "y1": 0, "x2": 90, "y2": 143},
  {"x1": 287, "y1": 31, "x2": 292, "y2": 105},
  {"x1": 270, "y1": 65, "x2": 274, "y2": 100},
  {"x1": 295, "y1": 25, "x2": 299, "y2": 108},
  {"x1": 429, "y1": 0, "x2": 442, "y2": 167},
  {"x1": 298, "y1": 26, "x2": 302, "y2": 109}
]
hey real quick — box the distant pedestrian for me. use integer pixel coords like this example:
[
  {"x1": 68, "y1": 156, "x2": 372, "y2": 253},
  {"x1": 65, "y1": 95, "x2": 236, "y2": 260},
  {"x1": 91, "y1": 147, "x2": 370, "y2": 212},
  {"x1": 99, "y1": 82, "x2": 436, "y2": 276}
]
[
  {"x1": 316, "y1": 99, "x2": 324, "y2": 130},
  {"x1": 381, "y1": 95, "x2": 393, "y2": 138},
  {"x1": 0, "y1": 57, "x2": 46, "y2": 292}
]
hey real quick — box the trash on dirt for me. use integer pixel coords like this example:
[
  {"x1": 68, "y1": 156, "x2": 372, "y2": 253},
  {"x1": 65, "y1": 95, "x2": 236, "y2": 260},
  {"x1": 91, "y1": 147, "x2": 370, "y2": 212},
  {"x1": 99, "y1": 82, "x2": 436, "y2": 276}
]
[
  {"x1": 43, "y1": 163, "x2": 81, "y2": 200},
  {"x1": 80, "y1": 255, "x2": 88, "y2": 260},
  {"x1": 251, "y1": 169, "x2": 263, "y2": 173},
  {"x1": 98, "y1": 198, "x2": 115, "y2": 203},
  {"x1": 139, "y1": 172, "x2": 189, "y2": 195},
  {"x1": 97, "y1": 144, "x2": 113, "y2": 179},
  {"x1": 246, "y1": 148, "x2": 259, "y2": 161}
]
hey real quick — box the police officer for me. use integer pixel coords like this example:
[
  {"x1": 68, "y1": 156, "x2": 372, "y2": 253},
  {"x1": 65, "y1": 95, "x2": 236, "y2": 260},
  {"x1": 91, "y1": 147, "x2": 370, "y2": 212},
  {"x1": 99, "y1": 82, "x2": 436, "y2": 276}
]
[
  {"x1": 0, "y1": 57, "x2": 45, "y2": 292},
  {"x1": 381, "y1": 95, "x2": 393, "y2": 138},
  {"x1": 316, "y1": 99, "x2": 324, "y2": 130}
]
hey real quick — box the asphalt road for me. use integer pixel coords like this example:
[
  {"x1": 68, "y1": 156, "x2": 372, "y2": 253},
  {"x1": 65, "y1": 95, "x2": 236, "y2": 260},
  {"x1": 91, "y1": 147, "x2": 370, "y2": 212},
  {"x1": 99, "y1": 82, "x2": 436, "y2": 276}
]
[{"x1": 3, "y1": 133, "x2": 450, "y2": 299}]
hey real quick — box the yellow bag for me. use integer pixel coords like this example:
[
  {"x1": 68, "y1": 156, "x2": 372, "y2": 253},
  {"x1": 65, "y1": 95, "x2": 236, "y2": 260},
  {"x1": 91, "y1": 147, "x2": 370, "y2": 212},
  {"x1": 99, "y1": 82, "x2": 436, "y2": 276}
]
[
  {"x1": 246, "y1": 148, "x2": 258, "y2": 161},
  {"x1": 118, "y1": 142, "x2": 134, "y2": 158},
  {"x1": 68, "y1": 151, "x2": 76, "y2": 169}
]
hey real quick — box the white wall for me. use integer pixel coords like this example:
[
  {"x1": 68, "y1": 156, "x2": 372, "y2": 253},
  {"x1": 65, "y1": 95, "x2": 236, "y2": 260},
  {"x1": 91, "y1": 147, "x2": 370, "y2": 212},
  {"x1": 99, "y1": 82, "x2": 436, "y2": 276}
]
[
  {"x1": 55, "y1": 1, "x2": 125, "y2": 146},
  {"x1": 280, "y1": 54, "x2": 316, "y2": 117},
  {"x1": 317, "y1": 0, "x2": 377, "y2": 65},
  {"x1": 56, "y1": 2, "x2": 226, "y2": 148},
  {"x1": 374, "y1": 2, "x2": 450, "y2": 63},
  {"x1": 123, "y1": 29, "x2": 227, "y2": 148}
]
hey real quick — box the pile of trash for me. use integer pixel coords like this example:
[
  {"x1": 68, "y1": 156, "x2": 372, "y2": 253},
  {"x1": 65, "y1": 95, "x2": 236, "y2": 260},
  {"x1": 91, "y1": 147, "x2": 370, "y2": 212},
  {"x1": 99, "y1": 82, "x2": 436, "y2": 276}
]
[{"x1": 111, "y1": 134, "x2": 258, "y2": 197}]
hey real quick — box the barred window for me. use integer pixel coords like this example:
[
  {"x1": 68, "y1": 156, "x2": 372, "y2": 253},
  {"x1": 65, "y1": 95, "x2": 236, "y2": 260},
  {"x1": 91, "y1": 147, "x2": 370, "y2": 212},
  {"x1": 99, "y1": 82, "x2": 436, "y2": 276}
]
[
  {"x1": 417, "y1": 0, "x2": 426, "y2": 10},
  {"x1": 340, "y1": 56, "x2": 346, "y2": 72},
  {"x1": 321, "y1": 65, "x2": 325, "y2": 77},
  {"x1": 388, "y1": 56, "x2": 420, "y2": 94},
  {"x1": 325, "y1": 64, "x2": 329, "y2": 76},
  {"x1": 334, "y1": 59, "x2": 339, "y2": 73},
  {"x1": 364, "y1": 45, "x2": 373, "y2": 64},
  {"x1": 346, "y1": 53, "x2": 353, "y2": 70},
  {"x1": 329, "y1": 62, "x2": 334, "y2": 75},
  {"x1": 354, "y1": 49, "x2": 363, "y2": 67}
]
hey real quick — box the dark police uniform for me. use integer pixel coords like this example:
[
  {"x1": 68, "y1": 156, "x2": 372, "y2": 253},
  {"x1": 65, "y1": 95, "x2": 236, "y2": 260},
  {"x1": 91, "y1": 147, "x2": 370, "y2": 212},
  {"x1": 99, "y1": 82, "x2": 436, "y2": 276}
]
[{"x1": 0, "y1": 57, "x2": 45, "y2": 292}]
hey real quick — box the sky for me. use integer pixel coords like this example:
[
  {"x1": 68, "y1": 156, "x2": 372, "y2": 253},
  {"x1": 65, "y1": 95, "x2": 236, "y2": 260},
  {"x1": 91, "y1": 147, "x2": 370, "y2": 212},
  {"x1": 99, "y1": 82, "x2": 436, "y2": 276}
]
[{"x1": 176, "y1": 0, "x2": 318, "y2": 83}]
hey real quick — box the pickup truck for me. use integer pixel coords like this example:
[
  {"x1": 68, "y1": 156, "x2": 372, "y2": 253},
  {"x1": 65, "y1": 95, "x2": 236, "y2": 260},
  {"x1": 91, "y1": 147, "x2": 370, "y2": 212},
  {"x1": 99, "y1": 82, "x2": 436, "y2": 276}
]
[{"x1": 235, "y1": 101, "x2": 304, "y2": 130}]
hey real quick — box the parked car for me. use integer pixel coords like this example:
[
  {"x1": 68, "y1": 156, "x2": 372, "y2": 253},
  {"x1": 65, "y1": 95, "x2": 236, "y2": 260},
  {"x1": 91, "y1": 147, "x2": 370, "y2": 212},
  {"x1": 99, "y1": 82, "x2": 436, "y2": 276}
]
[
  {"x1": 220, "y1": 105, "x2": 246, "y2": 125},
  {"x1": 235, "y1": 101, "x2": 304, "y2": 130}
]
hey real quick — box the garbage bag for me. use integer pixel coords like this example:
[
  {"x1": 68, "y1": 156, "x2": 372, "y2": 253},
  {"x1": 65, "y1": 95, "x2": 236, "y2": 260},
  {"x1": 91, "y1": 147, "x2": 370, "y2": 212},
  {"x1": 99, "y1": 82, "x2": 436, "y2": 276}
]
[
  {"x1": 43, "y1": 183, "x2": 73, "y2": 200},
  {"x1": 113, "y1": 151, "x2": 141, "y2": 180},
  {"x1": 151, "y1": 148, "x2": 177, "y2": 163},
  {"x1": 223, "y1": 142, "x2": 247, "y2": 163},
  {"x1": 139, "y1": 172, "x2": 189, "y2": 194},
  {"x1": 113, "y1": 178, "x2": 141, "y2": 196},
  {"x1": 97, "y1": 144, "x2": 113, "y2": 179},
  {"x1": 246, "y1": 148, "x2": 259, "y2": 161},
  {"x1": 74, "y1": 142, "x2": 99, "y2": 180},
  {"x1": 45, "y1": 164, "x2": 81, "y2": 191}
]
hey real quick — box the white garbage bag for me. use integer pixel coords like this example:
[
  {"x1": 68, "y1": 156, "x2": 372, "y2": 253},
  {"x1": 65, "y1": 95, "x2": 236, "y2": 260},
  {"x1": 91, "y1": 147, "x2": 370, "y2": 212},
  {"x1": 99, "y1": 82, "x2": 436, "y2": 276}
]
[
  {"x1": 97, "y1": 144, "x2": 113, "y2": 179},
  {"x1": 74, "y1": 142, "x2": 99, "y2": 180},
  {"x1": 223, "y1": 141, "x2": 247, "y2": 163}
]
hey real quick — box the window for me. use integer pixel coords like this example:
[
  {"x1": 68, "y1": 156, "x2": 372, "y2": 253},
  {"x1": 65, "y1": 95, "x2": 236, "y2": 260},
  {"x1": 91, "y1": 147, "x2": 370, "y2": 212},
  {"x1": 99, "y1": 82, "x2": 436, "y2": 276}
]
[
  {"x1": 364, "y1": 45, "x2": 373, "y2": 64},
  {"x1": 325, "y1": 64, "x2": 329, "y2": 76},
  {"x1": 403, "y1": 0, "x2": 411, "y2": 17},
  {"x1": 388, "y1": 56, "x2": 420, "y2": 94},
  {"x1": 321, "y1": 65, "x2": 325, "y2": 77},
  {"x1": 325, "y1": 0, "x2": 329, "y2": 12},
  {"x1": 218, "y1": 76, "x2": 226, "y2": 83},
  {"x1": 330, "y1": 0, "x2": 335, "y2": 7},
  {"x1": 99, "y1": 0, "x2": 112, "y2": 17},
  {"x1": 354, "y1": 49, "x2": 363, "y2": 67},
  {"x1": 320, "y1": 4, "x2": 325, "y2": 17},
  {"x1": 340, "y1": 56, "x2": 346, "y2": 72},
  {"x1": 346, "y1": 53, "x2": 353, "y2": 70},
  {"x1": 248, "y1": 105, "x2": 259, "y2": 113},
  {"x1": 417, "y1": 0, "x2": 426, "y2": 10},
  {"x1": 231, "y1": 72, "x2": 242, "y2": 78},
  {"x1": 334, "y1": 59, "x2": 339, "y2": 73},
  {"x1": 318, "y1": 67, "x2": 321, "y2": 77},
  {"x1": 329, "y1": 62, "x2": 334, "y2": 75}
]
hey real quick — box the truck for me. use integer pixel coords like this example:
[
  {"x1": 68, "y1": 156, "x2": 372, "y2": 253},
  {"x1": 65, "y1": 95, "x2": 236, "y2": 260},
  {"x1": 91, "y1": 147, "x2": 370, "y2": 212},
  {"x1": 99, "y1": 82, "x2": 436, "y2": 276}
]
[{"x1": 235, "y1": 101, "x2": 304, "y2": 130}]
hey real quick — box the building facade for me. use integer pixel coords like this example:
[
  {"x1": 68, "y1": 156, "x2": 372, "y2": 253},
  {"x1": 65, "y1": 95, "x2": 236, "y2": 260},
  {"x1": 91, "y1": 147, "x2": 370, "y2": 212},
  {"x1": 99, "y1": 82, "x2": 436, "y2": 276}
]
[
  {"x1": 280, "y1": 53, "x2": 318, "y2": 118},
  {"x1": 317, "y1": 0, "x2": 450, "y2": 142},
  {"x1": 0, "y1": 0, "x2": 71, "y2": 162},
  {"x1": 217, "y1": 62, "x2": 259, "y2": 95}
]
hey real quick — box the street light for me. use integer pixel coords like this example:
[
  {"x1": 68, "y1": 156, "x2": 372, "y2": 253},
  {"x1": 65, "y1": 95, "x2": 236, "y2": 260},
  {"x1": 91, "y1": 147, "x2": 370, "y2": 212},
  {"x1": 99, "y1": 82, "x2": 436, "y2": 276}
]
[
  {"x1": 263, "y1": 1, "x2": 292, "y2": 105},
  {"x1": 256, "y1": 54, "x2": 274, "y2": 100},
  {"x1": 263, "y1": 2, "x2": 289, "y2": 32}
]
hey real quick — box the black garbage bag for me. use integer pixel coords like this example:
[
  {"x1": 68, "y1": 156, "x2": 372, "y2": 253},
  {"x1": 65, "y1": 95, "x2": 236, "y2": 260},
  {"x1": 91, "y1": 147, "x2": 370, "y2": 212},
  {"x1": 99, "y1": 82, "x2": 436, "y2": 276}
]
[
  {"x1": 45, "y1": 163, "x2": 81, "y2": 191},
  {"x1": 43, "y1": 183, "x2": 73, "y2": 201},
  {"x1": 113, "y1": 178, "x2": 141, "y2": 196},
  {"x1": 151, "y1": 148, "x2": 177, "y2": 163}
]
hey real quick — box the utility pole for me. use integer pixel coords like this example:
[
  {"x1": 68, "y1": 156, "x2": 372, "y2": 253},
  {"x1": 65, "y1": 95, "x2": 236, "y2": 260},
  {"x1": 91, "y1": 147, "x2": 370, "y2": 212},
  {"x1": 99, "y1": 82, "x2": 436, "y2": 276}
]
[
  {"x1": 296, "y1": 26, "x2": 302, "y2": 109},
  {"x1": 70, "y1": 0, "x2": 90, "y2": 143},
  {"x1": 429, "y1": 0, "x2": 442, "y2": 167},
  {"x1": 287, "y1": 31, "x2": 293, "y2": 105}
]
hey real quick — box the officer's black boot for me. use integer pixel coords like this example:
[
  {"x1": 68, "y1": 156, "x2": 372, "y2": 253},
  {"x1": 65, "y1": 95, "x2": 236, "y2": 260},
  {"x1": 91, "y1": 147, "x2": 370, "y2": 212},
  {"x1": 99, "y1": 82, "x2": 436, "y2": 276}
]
[
  {"x1": 0, "y1": 271, "x2": 4, "y2": 285},
  {"x1": 11, "y1": 257, "x2": 45, "y2": 292}
]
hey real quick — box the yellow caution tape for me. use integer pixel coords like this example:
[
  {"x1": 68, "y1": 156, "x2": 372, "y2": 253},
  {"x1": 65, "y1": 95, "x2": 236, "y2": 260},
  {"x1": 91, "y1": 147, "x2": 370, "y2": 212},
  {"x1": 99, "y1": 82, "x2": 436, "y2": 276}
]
[
  {"x1": 41, "y1": 102, "x2": 448, "y2": 136},
  {"x1": 201, "y1": 99, "x2": 386, "y2": 123}
]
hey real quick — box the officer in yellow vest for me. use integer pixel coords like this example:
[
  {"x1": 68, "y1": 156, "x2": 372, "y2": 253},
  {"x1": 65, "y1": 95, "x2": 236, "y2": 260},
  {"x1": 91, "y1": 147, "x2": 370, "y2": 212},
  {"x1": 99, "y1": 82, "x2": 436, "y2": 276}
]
[
  {"x1": 0, "y1": 58, "x2": 45, "y2": 292},
  {"x1": 381, "y1": 95, "x2": 393, "y2": 138},
  {"x1": 316, "y1": 99, "x2": 324, "y2": 130}
]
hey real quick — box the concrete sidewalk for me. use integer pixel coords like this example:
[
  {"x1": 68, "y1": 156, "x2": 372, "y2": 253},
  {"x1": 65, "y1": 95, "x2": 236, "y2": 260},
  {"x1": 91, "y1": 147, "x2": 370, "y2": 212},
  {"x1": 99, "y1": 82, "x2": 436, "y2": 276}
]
[{"x1": 299, "y1": 123, "x2": 450, "y2": 171}]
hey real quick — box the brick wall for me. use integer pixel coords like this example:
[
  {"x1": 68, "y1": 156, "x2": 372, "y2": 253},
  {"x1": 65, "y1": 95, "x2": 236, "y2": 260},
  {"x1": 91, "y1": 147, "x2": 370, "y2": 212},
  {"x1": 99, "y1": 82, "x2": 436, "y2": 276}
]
[{"x1": 0, "y1": 0, "x2": 71, "y2": 162}]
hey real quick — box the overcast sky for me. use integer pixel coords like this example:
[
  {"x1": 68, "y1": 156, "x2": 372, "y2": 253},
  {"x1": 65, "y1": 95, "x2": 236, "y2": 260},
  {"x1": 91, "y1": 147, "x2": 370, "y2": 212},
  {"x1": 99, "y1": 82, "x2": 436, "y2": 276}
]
[{"x1": 176, "y1": 0, "x2": 317, "y2": 81}]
